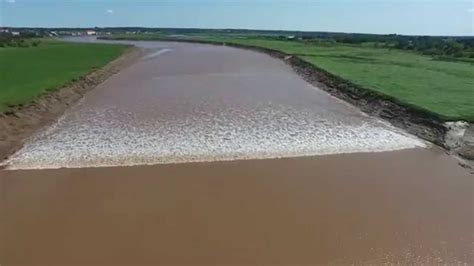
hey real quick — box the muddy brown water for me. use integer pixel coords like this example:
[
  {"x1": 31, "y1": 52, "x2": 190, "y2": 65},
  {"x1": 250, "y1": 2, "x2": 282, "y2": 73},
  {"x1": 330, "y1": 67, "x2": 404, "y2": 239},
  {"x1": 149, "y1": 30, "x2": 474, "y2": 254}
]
[
  {"x1": 1, "y1": 149, "x2": 473, "y2": 265},
  {"x1": 1, "y1": 38, "x2": 473, "y2": 264}
]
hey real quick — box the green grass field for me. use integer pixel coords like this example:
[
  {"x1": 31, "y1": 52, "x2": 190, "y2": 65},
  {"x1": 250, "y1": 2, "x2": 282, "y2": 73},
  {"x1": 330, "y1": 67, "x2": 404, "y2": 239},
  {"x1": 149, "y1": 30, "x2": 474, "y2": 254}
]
[
  {"x1": 106, "y1": 34, "x2": 474, "y2": 122},
  {"x1": 198, "y1": 36, "x2": 474, "y2": 122},
  {"x1": 0, "y1": 40, "x2": 127, "y2": 111}
]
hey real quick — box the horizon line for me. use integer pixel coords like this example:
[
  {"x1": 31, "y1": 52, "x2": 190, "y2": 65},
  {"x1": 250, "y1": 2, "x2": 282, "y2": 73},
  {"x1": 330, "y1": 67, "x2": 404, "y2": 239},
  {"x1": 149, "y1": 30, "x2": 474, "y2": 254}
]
[{"x1": 2, "y1": 26, "x2": 473, "y2": 38}]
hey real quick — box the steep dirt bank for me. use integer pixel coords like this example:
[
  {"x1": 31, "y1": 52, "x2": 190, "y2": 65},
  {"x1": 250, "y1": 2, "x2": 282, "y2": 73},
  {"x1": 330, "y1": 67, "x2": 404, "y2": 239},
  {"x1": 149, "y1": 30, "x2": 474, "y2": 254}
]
[{"x1": 0, "y1": 47, "x2": 144, "y2": 161}]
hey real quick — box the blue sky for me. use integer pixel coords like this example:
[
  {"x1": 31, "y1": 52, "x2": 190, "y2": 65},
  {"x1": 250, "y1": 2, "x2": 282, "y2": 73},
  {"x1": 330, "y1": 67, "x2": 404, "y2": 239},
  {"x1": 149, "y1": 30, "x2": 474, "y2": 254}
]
[{"x1": 1, "y1": 0, "x2": 473, "y2": 36}]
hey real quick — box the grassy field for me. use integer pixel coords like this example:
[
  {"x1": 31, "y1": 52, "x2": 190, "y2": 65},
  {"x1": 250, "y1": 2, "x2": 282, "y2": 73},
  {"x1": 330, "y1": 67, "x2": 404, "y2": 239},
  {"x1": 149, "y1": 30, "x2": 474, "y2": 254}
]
[
  {"x1": 0, "y1": 40, "x2": 127, "y2": 111},
  {"x1": 105, "y1": 34, "x2": 474, "y2": 122},
  {"x1": 194, "y1": 36, "x2": 474, "y2": 122}
]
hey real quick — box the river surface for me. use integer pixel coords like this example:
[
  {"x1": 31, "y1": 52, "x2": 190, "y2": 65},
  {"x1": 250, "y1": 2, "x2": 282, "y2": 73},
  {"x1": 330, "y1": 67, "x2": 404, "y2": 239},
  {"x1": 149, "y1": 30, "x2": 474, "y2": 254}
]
[
  {"x1": 3, "y1": 38, "x2": 423, "y2": 169},
  {"x1": 2, "y1": 150, "x2": 473, "y2": 264},
  {"x1": 1, "y1": 38, "x2": 472, "y2": 265}
]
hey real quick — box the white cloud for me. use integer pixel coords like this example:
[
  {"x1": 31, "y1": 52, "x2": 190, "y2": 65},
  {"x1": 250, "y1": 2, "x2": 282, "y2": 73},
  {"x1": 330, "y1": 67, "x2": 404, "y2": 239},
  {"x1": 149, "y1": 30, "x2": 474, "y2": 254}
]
[
  {"x1": 5, "y1": 0, "x2": 16, "y2": 3},
  {"x1": 106, "y1": 9, "x2": 114, "y2": 14}
]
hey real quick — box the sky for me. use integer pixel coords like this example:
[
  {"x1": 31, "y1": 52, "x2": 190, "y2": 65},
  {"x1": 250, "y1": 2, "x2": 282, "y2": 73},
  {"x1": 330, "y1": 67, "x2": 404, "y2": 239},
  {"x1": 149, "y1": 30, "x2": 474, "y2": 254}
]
[{"x1": 0, "y1": 0, "x2": 473, "y2": 36}]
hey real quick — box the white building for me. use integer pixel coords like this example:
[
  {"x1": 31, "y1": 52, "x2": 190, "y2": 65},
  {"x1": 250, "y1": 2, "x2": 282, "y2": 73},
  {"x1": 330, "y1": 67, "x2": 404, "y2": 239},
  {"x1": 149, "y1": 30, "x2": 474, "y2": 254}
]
[{"x1": 86, "y1": 30, "x2": 97, "y2": 36}]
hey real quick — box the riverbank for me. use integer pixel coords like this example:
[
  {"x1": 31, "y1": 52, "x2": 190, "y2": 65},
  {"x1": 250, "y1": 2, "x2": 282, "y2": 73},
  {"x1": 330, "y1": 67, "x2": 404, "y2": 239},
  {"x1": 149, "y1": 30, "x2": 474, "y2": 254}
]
[{"x1": 0, "y1": 45, "x2": 143, "y2": 161}]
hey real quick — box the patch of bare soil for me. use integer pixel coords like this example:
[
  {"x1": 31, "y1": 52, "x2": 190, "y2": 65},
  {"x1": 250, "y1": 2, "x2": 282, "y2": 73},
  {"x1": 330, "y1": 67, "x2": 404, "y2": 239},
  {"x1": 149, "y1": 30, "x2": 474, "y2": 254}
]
[{"x1": 0, "y1": 47, "x2": 144, "y2": 162}]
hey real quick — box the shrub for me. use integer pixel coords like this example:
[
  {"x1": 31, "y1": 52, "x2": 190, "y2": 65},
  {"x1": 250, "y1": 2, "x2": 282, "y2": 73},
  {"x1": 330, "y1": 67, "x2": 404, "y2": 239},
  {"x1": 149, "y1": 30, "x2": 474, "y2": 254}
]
[{"x1": 7, "y1": 41, "x2": 17, "y2": 47}]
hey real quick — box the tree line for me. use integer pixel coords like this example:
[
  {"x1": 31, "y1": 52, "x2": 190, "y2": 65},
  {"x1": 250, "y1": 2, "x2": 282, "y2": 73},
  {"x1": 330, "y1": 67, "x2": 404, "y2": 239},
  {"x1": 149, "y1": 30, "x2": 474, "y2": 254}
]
[
  {"x1": 0, "y1": 33, "x2": 41, "y2": 48},
  {"x1": 295, "y1": 34, "x2": 474, "y2": 59}
]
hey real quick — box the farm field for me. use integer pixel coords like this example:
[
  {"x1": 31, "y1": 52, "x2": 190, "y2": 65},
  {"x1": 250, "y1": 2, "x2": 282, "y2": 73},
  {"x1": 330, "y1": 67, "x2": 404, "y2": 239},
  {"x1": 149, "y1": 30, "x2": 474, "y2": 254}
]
[{"x1": 0, "y1": 40, "x2": 127, "y2": 111}]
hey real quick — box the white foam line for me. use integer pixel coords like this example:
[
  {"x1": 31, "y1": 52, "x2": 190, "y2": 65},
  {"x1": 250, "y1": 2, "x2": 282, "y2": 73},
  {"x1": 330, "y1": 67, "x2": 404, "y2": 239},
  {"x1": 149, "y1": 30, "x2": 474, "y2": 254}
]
[
  {"x1": 2, "y1": 103, "x2": 427, "y2": 170},
  {"x1": 4, "y1": 146, "x2": 423, "y2": 171},
  {"x1": 143, "y1": 49, "x2": 172, "y2": 59}
]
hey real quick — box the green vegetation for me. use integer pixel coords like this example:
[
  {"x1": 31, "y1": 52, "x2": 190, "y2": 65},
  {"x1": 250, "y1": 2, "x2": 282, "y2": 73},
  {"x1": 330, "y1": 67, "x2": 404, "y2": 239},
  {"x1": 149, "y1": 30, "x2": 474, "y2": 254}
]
[
  {"x1": 299, "y1": 34, "x2": 474, "y2": 60},
  {"x1": 0, "y1": 40, "x2": 127, "y2": 111},
  {"x1": 102, "y1": 34, "x2": 474, "y2": 122},
  {"x1": 91, "y1": 27, "x2": 474, "y2": 60},
  {"x1": 0, "y1": 37, "x2": 42, "y2": 48}
]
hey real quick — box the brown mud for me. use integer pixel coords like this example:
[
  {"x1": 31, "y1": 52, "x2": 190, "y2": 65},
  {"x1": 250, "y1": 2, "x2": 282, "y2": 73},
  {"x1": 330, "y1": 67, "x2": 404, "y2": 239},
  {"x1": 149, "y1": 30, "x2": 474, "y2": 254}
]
[
  {"x1": 0, "y1": 47, "x2": 144, "y2": 162},
  {"x1": 1, "y1": 149, "x2": 473, "y2": 265}
]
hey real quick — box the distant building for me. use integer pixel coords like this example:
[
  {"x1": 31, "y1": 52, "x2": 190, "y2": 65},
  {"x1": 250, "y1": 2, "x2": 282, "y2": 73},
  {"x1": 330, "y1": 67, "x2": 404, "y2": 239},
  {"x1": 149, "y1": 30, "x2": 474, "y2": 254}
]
[
  {"x1": 11, "y1": 31, "x2": 20, "y2": 36},
  {"x1": 86, "y1": 30, "x2": 97, "y2": 36}
]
